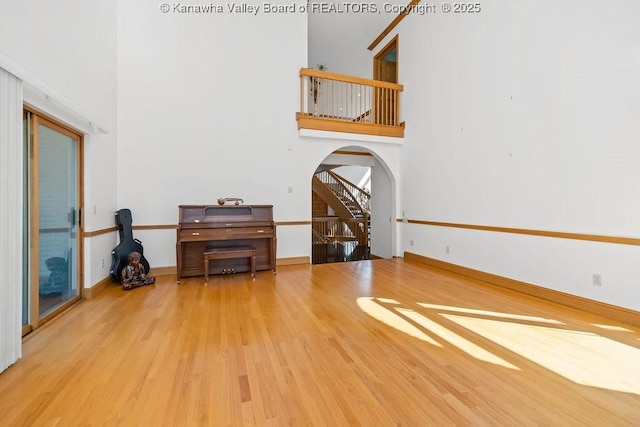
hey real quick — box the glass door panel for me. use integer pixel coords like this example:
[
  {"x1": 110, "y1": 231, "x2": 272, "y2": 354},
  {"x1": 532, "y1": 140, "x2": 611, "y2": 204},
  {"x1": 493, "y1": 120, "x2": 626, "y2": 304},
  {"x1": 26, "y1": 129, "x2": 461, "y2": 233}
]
[{"x1": 36, "y1": 123, "x2": 79, "y2": 318}]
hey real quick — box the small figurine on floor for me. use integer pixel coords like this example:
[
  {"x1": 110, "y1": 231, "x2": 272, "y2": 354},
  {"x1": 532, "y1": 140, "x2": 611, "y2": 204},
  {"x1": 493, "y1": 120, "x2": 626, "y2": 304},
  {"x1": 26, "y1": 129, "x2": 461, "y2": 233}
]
[{"x1": 121, "y1": 251, "x2": 155, "y2": 290}]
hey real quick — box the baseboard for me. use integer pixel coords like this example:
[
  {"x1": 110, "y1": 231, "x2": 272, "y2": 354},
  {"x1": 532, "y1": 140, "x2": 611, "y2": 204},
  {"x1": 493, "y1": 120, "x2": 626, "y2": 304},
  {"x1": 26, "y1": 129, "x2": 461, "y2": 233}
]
[
  {"x1": 83, "y1": 276, "x2": 114, "y2": 299},
  {"x1": 277, "y1": 256, "x2": 311, "y2": 266},
  {"x1": 404, "y1": 251, "x2": 640, "y2": 328},
  {"x1": 150, "y1": 266, "x2": 177, "y2": 276},
  {"x1": 85, "y1": 266, "x2": 175, "y2": 298}
]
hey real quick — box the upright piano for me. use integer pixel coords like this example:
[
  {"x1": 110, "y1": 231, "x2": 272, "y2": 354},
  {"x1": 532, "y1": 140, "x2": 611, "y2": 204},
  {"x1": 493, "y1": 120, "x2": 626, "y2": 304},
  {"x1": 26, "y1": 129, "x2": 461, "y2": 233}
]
[{"x1": 176, "y1": 205, "x2": 276, "y2": 282}]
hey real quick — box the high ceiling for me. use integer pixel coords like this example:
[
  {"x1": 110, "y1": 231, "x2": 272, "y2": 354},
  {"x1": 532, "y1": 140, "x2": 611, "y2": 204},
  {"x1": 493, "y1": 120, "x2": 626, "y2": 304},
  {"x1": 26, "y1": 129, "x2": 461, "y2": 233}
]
[{"x1": 307, "y1": 0, "x2": 407, "y2": 78}]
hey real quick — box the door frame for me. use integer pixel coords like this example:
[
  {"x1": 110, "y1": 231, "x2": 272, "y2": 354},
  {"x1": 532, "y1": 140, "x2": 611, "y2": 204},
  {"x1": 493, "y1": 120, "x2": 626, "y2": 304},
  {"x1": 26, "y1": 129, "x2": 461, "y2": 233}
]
[
  {"x1": 373, "y1": 35, "x2": 398, "y2": 125},
  {"x1": 23, "y1": 106, "x2": 84, "y2": 334},
  {"x1": 373, "y1": 35, "x2": 398, "y2": 83}
]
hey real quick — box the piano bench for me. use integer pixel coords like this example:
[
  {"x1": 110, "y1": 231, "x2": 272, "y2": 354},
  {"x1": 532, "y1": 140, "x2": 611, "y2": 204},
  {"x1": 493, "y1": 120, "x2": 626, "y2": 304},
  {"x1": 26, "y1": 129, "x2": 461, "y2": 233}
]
[{"x1": 203, "y1": 247, "x2": 256, "y2": 283}]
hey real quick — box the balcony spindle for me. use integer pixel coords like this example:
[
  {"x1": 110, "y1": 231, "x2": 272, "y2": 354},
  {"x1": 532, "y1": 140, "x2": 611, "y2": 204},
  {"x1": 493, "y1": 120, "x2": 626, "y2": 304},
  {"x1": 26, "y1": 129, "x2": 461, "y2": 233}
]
[{"x1": 297, "y1": 68, "x2": 404, "y2": 137}]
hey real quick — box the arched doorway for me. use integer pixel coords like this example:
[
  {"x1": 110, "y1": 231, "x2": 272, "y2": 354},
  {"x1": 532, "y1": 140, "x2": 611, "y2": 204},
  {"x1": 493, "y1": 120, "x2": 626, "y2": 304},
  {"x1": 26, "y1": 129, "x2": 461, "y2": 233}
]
[{"x1": 311, "y1": 147, "x2": 395, "y2": 264}]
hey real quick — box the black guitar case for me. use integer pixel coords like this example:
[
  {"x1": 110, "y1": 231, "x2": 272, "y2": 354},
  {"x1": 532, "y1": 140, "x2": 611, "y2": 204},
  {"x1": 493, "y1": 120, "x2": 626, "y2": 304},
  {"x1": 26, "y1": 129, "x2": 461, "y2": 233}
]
[{"x1": 109, "y1": 208, "x2": 151, "y2": 282}]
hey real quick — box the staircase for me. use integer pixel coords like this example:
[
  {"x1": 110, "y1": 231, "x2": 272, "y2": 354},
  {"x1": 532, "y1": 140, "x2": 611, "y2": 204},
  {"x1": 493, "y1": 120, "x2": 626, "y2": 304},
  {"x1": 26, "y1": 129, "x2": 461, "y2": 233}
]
[
  {"x1": 312, "y1": 170, "x2": 370, "y2": 247},
  {"x1": 326, "y1": 182, "x2": 365, "y2": 218}
]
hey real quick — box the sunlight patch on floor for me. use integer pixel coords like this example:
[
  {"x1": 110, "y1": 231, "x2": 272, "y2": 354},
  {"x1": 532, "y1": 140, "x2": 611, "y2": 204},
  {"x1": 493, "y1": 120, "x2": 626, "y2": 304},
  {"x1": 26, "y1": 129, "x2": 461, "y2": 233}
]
[
  {"x1": 591, "y1": 323, "x2": 634, "y2": 332},
  {"x1": 395, "y1": 308, "x2": 519, "y2": 370},
  {"x1": 356, "y1": 297, "x2": 441, "y2": 346},
  {"x1": 358, "y1": 298, "x2": 640, "y2": 393},
  {"x1": 444, "y1": 314, "x2": 640, "y2": 395},
  {"x1": 417, "y1": 303, "x2": 563, "y2": 325}
]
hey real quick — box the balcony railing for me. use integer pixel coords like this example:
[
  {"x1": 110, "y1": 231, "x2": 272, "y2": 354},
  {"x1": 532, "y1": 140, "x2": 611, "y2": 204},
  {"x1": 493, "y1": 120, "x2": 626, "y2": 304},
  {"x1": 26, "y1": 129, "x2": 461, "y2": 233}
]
[
  {"x1": 312, "y1": 216, "x2": 369, "y2": 246},
  {"x1": 297, "y1": 68, "x2": 404, "y2": 138}
]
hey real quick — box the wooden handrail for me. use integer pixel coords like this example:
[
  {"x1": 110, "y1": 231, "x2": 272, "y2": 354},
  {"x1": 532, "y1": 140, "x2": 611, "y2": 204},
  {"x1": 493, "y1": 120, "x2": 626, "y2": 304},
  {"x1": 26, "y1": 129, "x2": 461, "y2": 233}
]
[
  {"x1": 298, "y1": 67, "x2": 404, "y2": 133},
  {"x1": 368, "y1": 0, "x2": 421, "y2": 51},
  {"x1": 312, "y1": 216, "x2": 369, "y2": 245},
  {"x1": 300, "y1": 68, "x2": 404, "y2": 91}
]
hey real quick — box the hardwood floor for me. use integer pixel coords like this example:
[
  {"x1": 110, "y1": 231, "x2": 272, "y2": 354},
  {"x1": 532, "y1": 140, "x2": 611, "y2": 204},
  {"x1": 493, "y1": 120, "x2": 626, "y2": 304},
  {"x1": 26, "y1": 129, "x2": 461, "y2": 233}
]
[{"x1": 2, "y1": 258, "x2": 640, "y2": 426}]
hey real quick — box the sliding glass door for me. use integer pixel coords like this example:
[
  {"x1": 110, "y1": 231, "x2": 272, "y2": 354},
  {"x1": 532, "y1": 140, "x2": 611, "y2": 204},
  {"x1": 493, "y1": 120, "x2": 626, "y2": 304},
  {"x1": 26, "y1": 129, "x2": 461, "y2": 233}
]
[{"x1": 23, "y1": 110, "x2": 82, "y2": 333}]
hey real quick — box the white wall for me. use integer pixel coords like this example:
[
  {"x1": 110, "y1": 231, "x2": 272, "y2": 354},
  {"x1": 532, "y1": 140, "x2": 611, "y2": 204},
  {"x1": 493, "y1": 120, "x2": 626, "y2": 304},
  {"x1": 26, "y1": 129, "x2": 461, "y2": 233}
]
[
  {"x1": 308, "y1": 8, "x2": 373, "y2": 77},
  {"x1": 308, "y1": 0, "x2": 406, "y2": 76},
  {"x1": 333, "y1": 165, "x2": 370, "y2": 189},
  {"x1": 370, "y1": 156, "x2": 395, "y2": 258},
  {"x1": 394, "y1": 0, "x2": 640, "y2": 311},
  {"x1": 117, "y1": 0, "x2": 313, "y2": 267},
  {"x1": 116, "y1": 0, "x2": 306, "y2": 264},
  {"x1": 0, "y1": 0, "x2": 118, "y2": 288}
]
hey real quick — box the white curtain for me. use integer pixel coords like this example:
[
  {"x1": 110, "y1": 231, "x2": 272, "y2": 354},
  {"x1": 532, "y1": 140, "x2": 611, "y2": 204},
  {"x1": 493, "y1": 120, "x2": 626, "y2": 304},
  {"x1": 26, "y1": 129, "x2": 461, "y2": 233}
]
[{"x1": 0, "y1": 67, "x2": 23, "y2": 373}]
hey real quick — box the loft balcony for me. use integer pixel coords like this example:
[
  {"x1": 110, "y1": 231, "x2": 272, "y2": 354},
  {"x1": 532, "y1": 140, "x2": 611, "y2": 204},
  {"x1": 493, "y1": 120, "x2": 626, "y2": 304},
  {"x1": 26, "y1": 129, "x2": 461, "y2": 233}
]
[{"x1": 297, "y1": 68, "x2": 405, "y2": 139}]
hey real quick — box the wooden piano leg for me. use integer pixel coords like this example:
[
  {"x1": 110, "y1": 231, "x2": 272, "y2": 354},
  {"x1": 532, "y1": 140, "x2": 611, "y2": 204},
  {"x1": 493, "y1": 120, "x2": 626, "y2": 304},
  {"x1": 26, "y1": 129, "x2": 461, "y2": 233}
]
[
  {"x1": 251, "y1": 253, "x2": 256, "y2": 280},
  {"x1": 176, "y1": 242, "x2": 183, "y2": 284},
  {"x1": 204, "y1": 256, "x2": 209, "y2": 284}
]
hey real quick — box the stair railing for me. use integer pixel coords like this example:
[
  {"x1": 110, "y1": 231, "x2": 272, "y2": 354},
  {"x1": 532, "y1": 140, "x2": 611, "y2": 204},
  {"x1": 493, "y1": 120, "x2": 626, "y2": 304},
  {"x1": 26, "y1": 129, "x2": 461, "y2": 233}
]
[
  {"x1": 315, "y1": 170, "x2": 370, "y2": 215},
  {"x1": 312, "y1": 216, "x2": 369, "y2": 245},
  {"x1": 314, "y1": 171, "x2": 370, "y2": 246}
]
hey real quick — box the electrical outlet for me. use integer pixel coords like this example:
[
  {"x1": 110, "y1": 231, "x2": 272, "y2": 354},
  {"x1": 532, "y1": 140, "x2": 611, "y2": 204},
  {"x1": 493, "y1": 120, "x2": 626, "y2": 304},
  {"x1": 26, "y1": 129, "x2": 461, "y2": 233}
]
[
  {"x1": 409, "y1": 240, "x2": 414, "y2": 246},
  {"x1": 592, "y1": 274, "x2": 602, "y2": 287},
  {"x1": 446, "y1": 246, "x2": 450, "y2": 254},
  {"x1": 101, "y1": 259, "x2": 105, "y2": 270}
]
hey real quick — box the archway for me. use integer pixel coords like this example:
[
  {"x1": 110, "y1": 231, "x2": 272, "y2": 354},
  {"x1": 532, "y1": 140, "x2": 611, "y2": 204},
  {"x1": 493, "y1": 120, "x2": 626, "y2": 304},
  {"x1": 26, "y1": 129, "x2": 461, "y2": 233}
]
[{"x1": 311, "y1": 146, "x2": 396, "y2": 264}]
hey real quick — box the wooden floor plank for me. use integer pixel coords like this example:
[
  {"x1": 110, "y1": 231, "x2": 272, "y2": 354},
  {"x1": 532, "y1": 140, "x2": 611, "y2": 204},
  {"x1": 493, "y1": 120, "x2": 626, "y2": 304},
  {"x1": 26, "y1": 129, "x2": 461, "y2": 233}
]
[{"x1": 2, "y1": 258, "x2": 640, "y2": 425}]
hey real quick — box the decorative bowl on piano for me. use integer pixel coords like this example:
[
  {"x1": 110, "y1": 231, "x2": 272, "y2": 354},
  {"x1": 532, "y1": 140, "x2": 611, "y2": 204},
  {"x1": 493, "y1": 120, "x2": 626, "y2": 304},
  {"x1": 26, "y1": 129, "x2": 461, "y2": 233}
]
[{"x1": 217, "y1": 197, "x2": 244, "y2": 206}]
